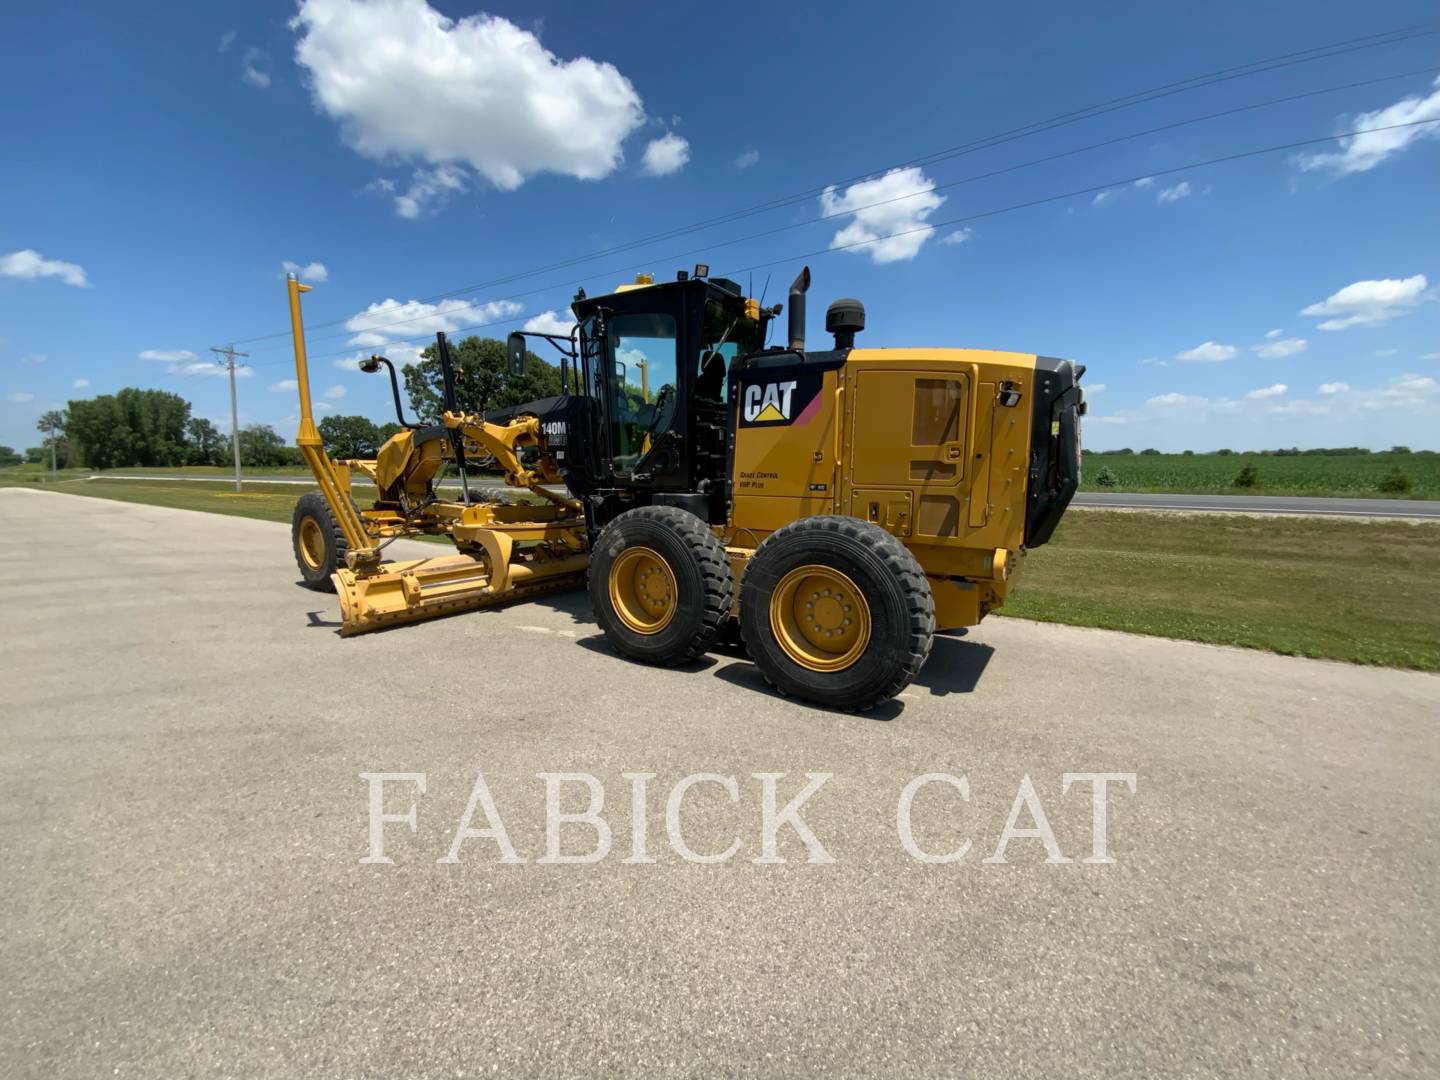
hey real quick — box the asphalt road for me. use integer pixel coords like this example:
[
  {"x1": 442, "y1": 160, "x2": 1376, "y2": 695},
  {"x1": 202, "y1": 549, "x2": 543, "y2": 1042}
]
[
  {"x1": 89, "y1": 474, "x2": 1440, "y2": 518},
  {"x1": 1073, "y1": 491, "x2": 1440, "y2": 518},
  {"x1": 3, "y1": 488, "x2": 1437, "y2": 1079}
]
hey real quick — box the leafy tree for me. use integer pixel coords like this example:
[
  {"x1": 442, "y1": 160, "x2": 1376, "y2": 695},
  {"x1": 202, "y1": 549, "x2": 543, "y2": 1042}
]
[
  {"x1": 1378, "y1": 468, "x2": 1413, "y2": 494},
  {"x1": 402, "y1": 336, "x2": 562, "y2": 423},
  {"x1": 186, "y1": 417, "x2": 227, "y2": 466},
  {"x1": 0, "y1": 446, "x2": 21, "y2": 466},
  {"x1": 378, "y1": 422, "x2": 404, "y2": 443},
  {"x1": 1095, "y1": 465, "x2": 1120, "y2": 487},
  {"x1": 24, "y1": 447, "x2": 45, "y2": 464},
  {"x1": 318, "y1": 414, "x2": 384, "y2": 458},
  {"x1": 237, "y1": 424, "x2": 296, "y2": 468},
  {"x1": 1182, "y1": 449, "x2": 1195, "y2": 456},
  {"x1": 1233, "y1": 464, "x2": 1260, "y2": 489},
  {"x1": 66, "y1": 389, "x2": 190, "y2": 468},
  {"x1": 1140, "y1": 448, "x2": 1160, "y2": 455},
  {"x1": 1214, "y1": 448, "x2": 1234, "y2": 456},
  {"x1": 1390, "y1": 445, "x2": 1412, "y2": 455}
]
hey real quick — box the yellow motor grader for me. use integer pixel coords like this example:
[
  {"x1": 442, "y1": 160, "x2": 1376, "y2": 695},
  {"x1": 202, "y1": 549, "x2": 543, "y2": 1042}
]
[{"x1": 285, "y1": 266, "x2": 1084, "y2": 709}]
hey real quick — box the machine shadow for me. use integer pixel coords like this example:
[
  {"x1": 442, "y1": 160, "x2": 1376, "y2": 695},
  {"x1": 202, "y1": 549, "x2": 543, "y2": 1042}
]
[{"x1": 909, "y1": 634, "x2": 995, "y2": 696}]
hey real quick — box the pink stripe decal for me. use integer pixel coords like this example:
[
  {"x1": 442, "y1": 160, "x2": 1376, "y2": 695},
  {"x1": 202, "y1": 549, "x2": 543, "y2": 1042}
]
[{"x1": 792, "y1": 392, "x2": 822, "y2": 427}]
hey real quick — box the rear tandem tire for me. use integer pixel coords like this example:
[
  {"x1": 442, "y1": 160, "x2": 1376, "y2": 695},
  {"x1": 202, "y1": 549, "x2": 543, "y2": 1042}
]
[
  {"x1": 292, "y1": 491, "x2": 349, "y2": 592},
  {"x1": 740, "y1": 515, "x2": 935, "y2": 711},
  {"x1": 589, "y1": 506, "x2": 734, "y2": 667}
]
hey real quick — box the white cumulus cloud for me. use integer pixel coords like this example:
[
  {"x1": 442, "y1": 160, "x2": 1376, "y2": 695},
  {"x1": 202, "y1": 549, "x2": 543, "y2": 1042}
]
[
  {"x1": 1245, "y1": 383, "x2": 1287, "y2": 399},
  {"x1": 1147, "y1": 392, "x2": 1205, "y2": 406},
  {"x1": 1301, "y1": 275, "x2": 1429, "y2": 330},
  {"x1": 641, "y1": 133, "x2": 690, "y2": 177},
  {"x1": 72, "y1": 378, "x2": 90, "y2": 389},
  {"x1": 1, "y1": 249, "x2": 90, "y2": 287},
  {"x1": 940, "y1": 228, "x2": 973, "y2": 246},
  {"x1": 139, "y1": 348, "x2": 251, "y2": 378},
  {"x1": 393, "y1": 165, "x2": 467, "y2": 218},
  {"x1": 1157, "y1": 181, "x2": 1192, "y2": 203},
  {"x1": 291, "y1": 0, "x2": 645, "y2": 193},
  {"x1": 735, "y1": 147, "x2": 760, "y2": 169},
  {"x1": 1085, "y1": 383, "x2": 1106, "y2": 396},
  {"x1": 1252, "y1": 337, "x2": 1307, "y2": 359},
  {"x1": 523, "y1": 310, "x2": 578, "y2": 336},
  {"x1": 1264, "y1": 328, "x2": 1284, "y2": 339},
  {"x1": 1318, "y1": 381, "x2": 1350, "y2": 394},
  {"x1": 7, "y1": 391, "x2": 34, "y2": 404},
  {"x1": 345, "y1": 297, "x2": 524, "y2": 346},
  {"x1": 241, "y1": 47, "x2": 272, "y2": 89},
  {"x1": 268, "y1": 379, "x2": 300, "y2": 392},
  {"x1": 322, "y1": 384, "x2": 347, "y2": 399},
  {"x1": 282, "y1": 260, "x2": 329, "y2": 282},
  {"x1": 819, "y1": 167, "x2": 945, "y2": 264},
  {"x1": 1296, "y1": 75, "x2": 1440, "y2": 174},
  {"x1": 1173, "y1": 341, "x2": 1237, "y2": 363},
  {"x1": 18, "y1": 353, "x2": 48, "y2": 366}
]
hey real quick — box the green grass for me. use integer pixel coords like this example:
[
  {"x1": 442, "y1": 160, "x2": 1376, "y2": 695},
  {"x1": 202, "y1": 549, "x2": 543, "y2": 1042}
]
[
  {"x1": 3, "y1": 476, "x2": 313, "y2": 522},
  {"x1": 1080, "y1": 451, "x2": 1440, "y2": 499},
  {"x1": 1005, "y1": 511, "x2": 1440, "y2": 670},
  {"x1": 9, "y1": 475, "x2": 1439, "y2": 671}
]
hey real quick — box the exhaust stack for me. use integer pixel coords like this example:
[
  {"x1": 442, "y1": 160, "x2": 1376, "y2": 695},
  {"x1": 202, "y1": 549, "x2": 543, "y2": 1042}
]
[{"x1": 787, "y1": 266, "x2": 811, "y2": 350}]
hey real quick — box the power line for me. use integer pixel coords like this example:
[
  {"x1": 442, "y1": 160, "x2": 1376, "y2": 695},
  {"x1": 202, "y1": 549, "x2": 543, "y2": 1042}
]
[
  {"x1": 222, "y1": 20, "x2": 1438, "y2": 348},
  {"x1": 271, "y1": 117, "x2": 1438, "y2": 366},
  {"x1": 248, "y1": 64, "x2": 1439, "y2": 357}
]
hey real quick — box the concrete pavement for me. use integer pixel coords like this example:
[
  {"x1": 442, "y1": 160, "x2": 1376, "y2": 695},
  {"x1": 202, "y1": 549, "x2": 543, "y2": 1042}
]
[{"x1": 2, "y1": 488, "x2": 1437, "y2": 1079}]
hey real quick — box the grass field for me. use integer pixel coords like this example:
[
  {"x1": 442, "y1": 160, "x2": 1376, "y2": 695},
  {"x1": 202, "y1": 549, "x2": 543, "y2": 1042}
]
[
  {"x1": 6, "y1": 449, "x2": 1437, "y2": 499},
  {"x1": 1079, "y1": 451, "x2": 1439, "y2": 499},
  {"x1": 1003, "y1": 512, "x2": 1440, "y2": 670},
  {"x1": 8, "y1": 473, "x2": 1439, "y2": 672}
]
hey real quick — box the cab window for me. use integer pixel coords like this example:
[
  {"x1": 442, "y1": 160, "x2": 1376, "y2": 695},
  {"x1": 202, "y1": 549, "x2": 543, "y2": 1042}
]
[
  {"x1": 606, "y1": 313, "x2": 678, "y2": 474},
  {"x1": 695, "y1": 300, "x2": 759, "y2": 404}
]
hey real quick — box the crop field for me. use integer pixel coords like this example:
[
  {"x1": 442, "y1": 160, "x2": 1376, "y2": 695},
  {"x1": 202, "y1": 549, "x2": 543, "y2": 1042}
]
[{"x1": 1079, "y1": 451, "x2": 1439, "y2": 499}]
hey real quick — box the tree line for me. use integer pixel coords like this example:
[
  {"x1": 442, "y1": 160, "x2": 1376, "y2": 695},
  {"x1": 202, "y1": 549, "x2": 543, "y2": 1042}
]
[{"x1": 2, "y1": 336, "x2": 563, "y2": 470}]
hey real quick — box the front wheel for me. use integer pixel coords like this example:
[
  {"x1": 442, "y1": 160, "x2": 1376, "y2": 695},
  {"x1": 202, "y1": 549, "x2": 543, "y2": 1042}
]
[
  {"x1": 292, "y1": 491, "x2": 348, "y2": 591},
  {"x1": 740, "y1": 516, "x2": 934, "y2": 710},
  {"x1": 589, "y1": 506, "x2": 734, "y2": 666}
]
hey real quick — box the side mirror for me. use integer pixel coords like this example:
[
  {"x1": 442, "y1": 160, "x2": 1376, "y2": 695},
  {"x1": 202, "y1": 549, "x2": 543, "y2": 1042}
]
[{"x1": 506, "y1": 333, "x2": 526, "y2": 377}]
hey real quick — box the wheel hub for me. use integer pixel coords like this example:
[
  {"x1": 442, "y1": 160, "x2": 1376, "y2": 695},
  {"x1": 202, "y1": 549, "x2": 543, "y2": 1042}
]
[
  {"x1": 609, "y1": 546, "x2": 678, "y2": 635},
  {"x1": 770, "y1": 565, "x2": 872, "y2": 672}
]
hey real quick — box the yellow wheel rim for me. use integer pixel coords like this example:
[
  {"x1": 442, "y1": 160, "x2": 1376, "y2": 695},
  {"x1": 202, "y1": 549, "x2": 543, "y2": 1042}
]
[
  {"x1": 298, "y1": 516, "x2": 327, "y2": 571},
  {"x1": 608, "y1": 546, "x2": 678, "y2": 635},
  {"x1": 769, "y1": 565, "x2": 871, "y2": 672}
]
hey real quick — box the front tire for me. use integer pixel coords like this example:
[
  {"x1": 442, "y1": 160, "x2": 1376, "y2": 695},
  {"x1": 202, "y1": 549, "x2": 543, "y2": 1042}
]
[
  {"x1": 740, "y1": 516, "x2": 934, "y2": 710},
  {"x1": 292, "y1": 491, "x2": 348, "y2": 591},
  {"x1": 589, "y1": 506, "x2": 733, "y2": 666}
]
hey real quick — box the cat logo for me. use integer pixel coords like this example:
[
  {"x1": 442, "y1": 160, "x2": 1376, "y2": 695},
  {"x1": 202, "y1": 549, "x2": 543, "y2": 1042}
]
[{"x1": 743, "y1": 380, "x2": 797, "y2": 423}]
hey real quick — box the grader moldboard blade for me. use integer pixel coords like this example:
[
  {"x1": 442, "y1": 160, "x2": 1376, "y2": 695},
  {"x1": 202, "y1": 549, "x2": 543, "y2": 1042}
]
[
  {"x1": 285, "y1": 271, "x2": 590, "y2": 637},
  {"x1": 332, "y1": 551, "x2": 589, "y2": 635}
]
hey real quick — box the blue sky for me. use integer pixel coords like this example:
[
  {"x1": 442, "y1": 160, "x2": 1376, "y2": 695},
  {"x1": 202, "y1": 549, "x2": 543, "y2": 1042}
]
[{"x1": 3, "y1": 0, "x2": 1438, "y2": 454}]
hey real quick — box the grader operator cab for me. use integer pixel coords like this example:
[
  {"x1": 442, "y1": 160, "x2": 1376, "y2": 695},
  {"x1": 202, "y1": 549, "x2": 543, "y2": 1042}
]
[{"x1": 286, "y1": 266, "x2": 1084, "y2": 710}]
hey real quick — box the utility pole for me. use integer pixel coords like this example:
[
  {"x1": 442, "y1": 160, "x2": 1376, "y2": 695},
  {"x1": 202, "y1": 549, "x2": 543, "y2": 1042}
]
[{"x1": 210, "y1": 344, "x2": 249, "y2": 492}]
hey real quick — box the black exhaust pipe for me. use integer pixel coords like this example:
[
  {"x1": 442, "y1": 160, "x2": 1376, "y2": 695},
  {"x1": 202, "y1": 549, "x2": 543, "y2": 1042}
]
[{"x1": 787, "y1": 266, "x2": 810, "y2": 351}]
